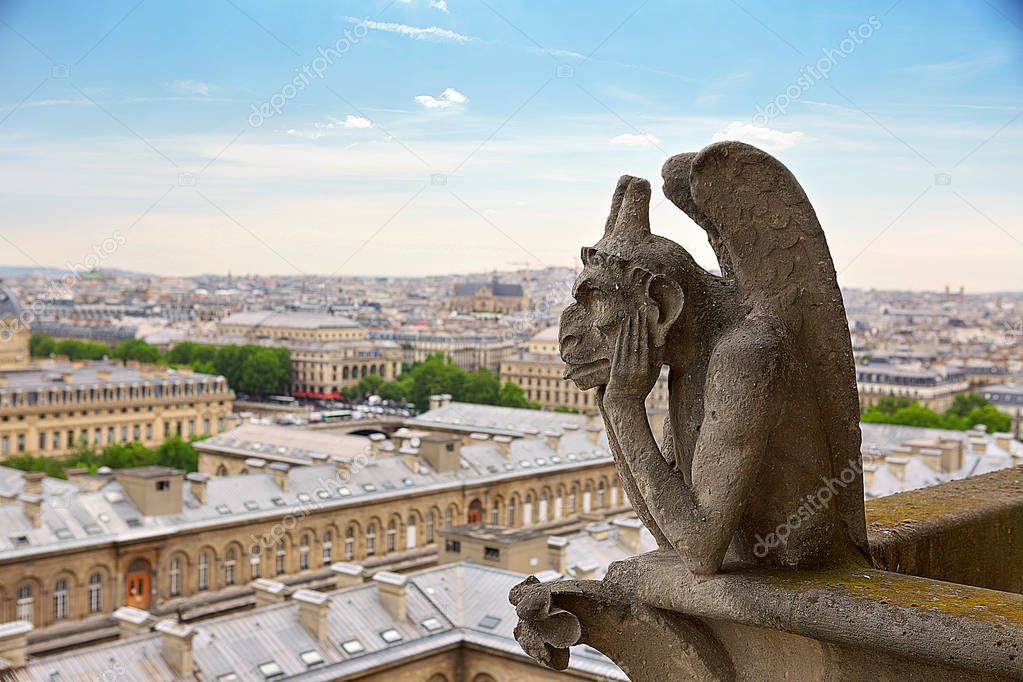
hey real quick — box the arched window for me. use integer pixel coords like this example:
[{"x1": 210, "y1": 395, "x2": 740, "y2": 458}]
[
  {"x1": 426, "y1": 511, "x2": 436, "y2": 544},
  {"x1": 216, "y1": 464, "x2": 228, "y2": 477},
  {"x1": 53, "y1": 579, "x2": 69, "y2": 620},
  {"x1": 198, "y1": 553, "x2": 209, "y2": 591},
  {"x1": 366, "y1": 522, "x2": 377, "y2": 556},
  {"x1": 406, "y1": 515, "x2": 417, "y2": 549},
  {"x1": 225, "y1": 548, "x2": 237, "y2": 585},
  {"x1": 169, "y1": 558, "x2": 181, "y2": 596},
  {"x1": 508, "y1": 497, "x2": 517, "y2": 526},
  {"x1": 568, "y1": 487, "x2": 577, "y2": 514},
  {"x1": 88, "y1": 572, "x2": 103, "y2": 613},
  {"x1": 386, "y1": 519, "x2": 397, "y2": 553},
  {"x1": 597, "y1": 480, "x2": 607, "y2": 508},
  {"x1": 490, "y1": 499, "x2": 500, "y2": 525},
  {"x1": 323, "y1": 531, "x2": 333, "y2": 565},
  {"x1": 345, "y1": 526, "x2": 355, "y2": 560},
  {"x1": 445, "y1": 506, "x2": 454, "y2": 527},
  {"x1": 300, "y1": 534, "x2": 311, "y2": 570},
  {"x1": 250, "y1": 545, "x2": 261, "y2": 579},
  {"x1": 276, "y1": 539, "x2": 286, "y2": 574},
  {"x1": 16, "y1": 584, "x2": 33, "y2": 623}
]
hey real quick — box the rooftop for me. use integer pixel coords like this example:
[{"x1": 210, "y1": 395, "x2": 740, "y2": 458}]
[{"x1": 219, "y1": 311, "x2": 360, "y2": 329}]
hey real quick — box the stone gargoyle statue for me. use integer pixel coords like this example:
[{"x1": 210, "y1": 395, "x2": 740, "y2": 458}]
[{"x1": 510, "y1": 141, "x2": 871, "y2": 679}]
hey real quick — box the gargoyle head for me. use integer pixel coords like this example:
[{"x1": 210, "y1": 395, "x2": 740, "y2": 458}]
[{"x1": 560, "y1": 175, "x2": 691, "y2": 390}]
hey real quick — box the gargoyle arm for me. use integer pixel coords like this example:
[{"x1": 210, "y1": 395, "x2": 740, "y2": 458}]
[{"x1": 602, "y1": 317, "x2": 783, "y2": 575}]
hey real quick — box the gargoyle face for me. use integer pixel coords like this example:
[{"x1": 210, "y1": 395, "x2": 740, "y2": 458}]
[{"x1": 560, "y1": 247, "x2": 632, "y2": 390}]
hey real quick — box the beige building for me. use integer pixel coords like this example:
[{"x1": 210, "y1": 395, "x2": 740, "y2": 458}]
[
  {"x1": 0, "y1": 284, "x2": 30, "y2": 371},
  {"x1": 2, "y1": 560, "x2": 624, "y2": 681},
  {"x1": 500, "y1": 327, "x2": 669, "y2": 413},
  {"x1": 856, "y1": 362, "x2": 970, "y2": 411},
  {"x1": 218, "y1": 311, "x2": 402, "y2": 398},
  {"x1": 0, "y1": 403, "x2": 622, "y2": 643},
  {"x1": 448, "y1": 278, "x2": 529, "y2": 314},
  {"x1": 0, "y1": 361, "x2": 234, "y2": 458}
]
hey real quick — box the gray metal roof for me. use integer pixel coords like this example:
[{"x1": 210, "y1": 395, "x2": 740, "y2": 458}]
[
  {"x1": 20, "y1": 562, "x2": 627, "y2": 681},
  {"x1": 220, "y1": 311, "x2": 359, "y2": 329}
]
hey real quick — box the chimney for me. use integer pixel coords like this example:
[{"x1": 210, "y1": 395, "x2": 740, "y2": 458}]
[
  {"x1": 369, "y1": 433, "x2": 388, "y2": 456},
  {"x1": 330, "y1": 562, "x2": 365, "y2": 588},
  {"x1": 186, "y1": 472, "x2": 209, "y2": 504},
  {"x1": 292, "y1": 589, "x2": 331, "y2": 641},
  {"x1": 399, "y1": 445, "x2": 420, "y2": 472},
  {"x1": 885, "y1": 455, "x2": 909, "y2": 481},
  {"x1": 252, "y1": 578, "x2": 288, "y2": 607},
  {"x1": 245, "y1": 457, "x2": 267, "y2": 473},
  {"x1": 22, "y1": 471, "x2": 44, "y2": 496},
  {"x1": 96, "y1": 369, "x2": 112, "y2": 381},
  {"x1": 0, "y1": 489, "x2": 16, "y2": 505},
  {"x1": 113, "y1": 606, "x2": 152, "y2": 639},
  {"x1": 970, "y1": 437, "x2": 988, "y2": 455},
  {"x1": 61, "y1": 372, "x2": 73, "y2": 384},
  {"x1": 270, "y1": 463, "x2": 289, "y2": 491},
  {"x1": 572, "y1": 560, "x2": 600, "y2": 580},
  {"x1": 546, "y1": 536, "x2": 568, "y2": 573},
  {"x1": 493, "y1": 435, "x2": 513, "y2": 457},
  {"x1": 65, "y1": 467, "x2": 90, "y2": 488},
  {"x1": 429, "y1": 394, "x2": 443, "y2": 411},
  {"x1": 994, "y1": 433, "x2": 1014, "y2": 453},
  {"x1": 440, "y1": 393, "x2": 452, "y2": 408},
  {"x1": 0, "y1": 621, "x2": 32, "y2": 667},
  {"x1": 0, "y1": 377, "x2": 6, "y2": 387},
  {"x1": 920, "y1": 448, "x2": 943, "y2": 472},
  {"x1": 862, "y1": 463, "x2": 878, "y2": 490},
  {"x1": 939, "y1": 439, "x2": 964, "y2": 472},
  {"x1": 543, "y1": 430, "x2": 562, "y2": 452},
  {"x1": 585, "y1": 425, "x2": 603, "y2": 445},
  {"x1": 614, "y1": 517, "x2": 643, "y2": 553},
  {"x1": 332, "y1": 455, "x2": 353, "y2": 481},
  {"x1": 373, "y1": 571, "x2": 407, "y2": 621},
  {"x1": 20, "y1": 494, "x2": 41, "y2": 528},
  {"x1": 155, "y1": 619, "x2": 196, "y2": 678}
]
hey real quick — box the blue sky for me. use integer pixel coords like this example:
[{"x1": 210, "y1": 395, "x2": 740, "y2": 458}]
[{"x1": 0, "y1": 0, "x2": 1020, "y2": 290}]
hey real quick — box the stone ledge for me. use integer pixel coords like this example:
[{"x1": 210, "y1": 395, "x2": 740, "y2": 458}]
[
  {"x1": 600, "y1": 550, "x2": 1022, "y2": 677},
  {"x1": 867, "y1": 465, "x2": 1023, "y2": 592}
]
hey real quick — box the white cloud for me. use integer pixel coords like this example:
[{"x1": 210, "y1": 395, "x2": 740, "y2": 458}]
[
  {"x1": 608, "y1": 133, "x2": 660, "y2": 149},
  {"x1": 415, "y1": 87, "x2": 469, "y2": 109},
  {"x1": 429, "y1": 0, "x2": 449, "y2": 12},
  {"x1": 712, "y1": 121, "x2": 804, "y2": 151},
  {"x1": 348, "y1": 18, "x2": 474, "y2": 43},
  {"x1": 330, "y1": 114, "x2": 373, "y2": 129},
  {"x1": 169, "y1": 79, "x2": 213, "y2": 97}
]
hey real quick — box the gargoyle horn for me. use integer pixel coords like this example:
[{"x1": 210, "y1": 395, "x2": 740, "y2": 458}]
[{"x1": 605, "y1": 175, "x2": 651, "y2": 238}]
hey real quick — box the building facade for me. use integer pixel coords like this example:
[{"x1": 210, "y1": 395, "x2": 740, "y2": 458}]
[
  {"x1": 855, "y1": 361, "x2": 969, "y2": 411},
  {"x1": 217, "y1": 311, "x2": 402, "y2": 398},
  {"x1": 0, "y1": 404, "x2": 622, "y2": 636},
  {"x1": 448, "y1": 278, "x2": 529, "y2": 315},
  {"x1": 0, "y1": 283, "x2": 30, "y2": 371}
]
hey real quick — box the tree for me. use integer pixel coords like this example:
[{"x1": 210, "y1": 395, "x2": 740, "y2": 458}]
[
  {"x1": 238, "y1": 347, "x2": 288, "y2": 397},
  {"x1": 497, "y1": 381, "x2": 539, "y2": 409},
  {"x1": 29, "y1": 333, "x2": 56, "y2": 357},
  {"x1": 461, "y1": 369, "x2": 500, "y2": 405},
  {"x1": 947, "y1": 392, "x2": 990, "y2": 419},
  {"x1": 112, "y1": 339, "x2": 161, "y2": 363}
]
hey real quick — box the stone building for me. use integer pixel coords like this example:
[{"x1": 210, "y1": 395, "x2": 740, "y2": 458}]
[
  {"x1": 371, "y1": 330, "x2": 520, "y2": 373},
  {"x1": 0, "y1": 404, "x2": 622, "y2": 643},
  {"x1": 0, "y1": 283, "x2": 30, "y2": 371},
  {"x1": 448, "y1": 278, "x2": 529, "y2": 315},
  {"x1": 500, "y1": 327, "x2": 669, "y2": 413},
  {"x1": 2, "y1": 561, "x2": 625, "y2": 681},
  {"x1": 980, "y1": 381, "x2": 1023, "y2": 439},
  {"x1": 217, "y1": 311, "x2": 402, "y2": 398},
  {"x1": 0, "y1": 362, "x2": 234, "y2": 457},
  {"x1": 855, "y1": 360, "x2": 969, "y2": 411}
]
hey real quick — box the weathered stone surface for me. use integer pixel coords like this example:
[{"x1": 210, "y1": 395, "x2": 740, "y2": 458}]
[
  {"x1": 511, "y1": 142, "x2": 1023, "y2": 680},
  {"x1": 559, "y1": 141, "x2": 867, "y2": 575}
]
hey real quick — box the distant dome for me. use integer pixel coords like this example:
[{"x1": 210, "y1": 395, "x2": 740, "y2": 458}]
[{"x1": 0, "y1": 282, "x2": 23, "y2": 322}]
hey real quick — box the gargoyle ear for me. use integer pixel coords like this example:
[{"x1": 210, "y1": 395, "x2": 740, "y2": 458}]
[
  {"x1": 647, "y1": 273, "x2": 684, "y2": 347},
  {"x1": 605, "y1": 175, "x2": 651, "y2": 238}
]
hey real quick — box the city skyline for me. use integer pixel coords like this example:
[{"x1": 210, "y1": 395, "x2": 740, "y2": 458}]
[{"x1": 1, "y1": 1, "x2": 1021, "y2": 290}]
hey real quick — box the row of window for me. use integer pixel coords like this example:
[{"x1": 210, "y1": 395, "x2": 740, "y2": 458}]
[
  {"x1": 0, "y1": 379, "x2": 228, "y2": 408},
  {"x1": 0, "y1": 417, "x2": 222, "y2": 454},
  {"x1": 14, "y1": 572, "x2": 104, "y2": 625}
]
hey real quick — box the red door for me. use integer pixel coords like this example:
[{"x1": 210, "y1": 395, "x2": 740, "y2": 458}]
[
  {"x1": 468, "y1": 499, "x2": 483, "y2": 524},
  {"x1": 125, "y1": 559, "x2": 152, "y2": 610}
]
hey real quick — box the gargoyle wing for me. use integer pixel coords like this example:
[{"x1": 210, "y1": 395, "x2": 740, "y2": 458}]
[{"x1": 665, "y1": 141, "x2": 869, "y2": 559}]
